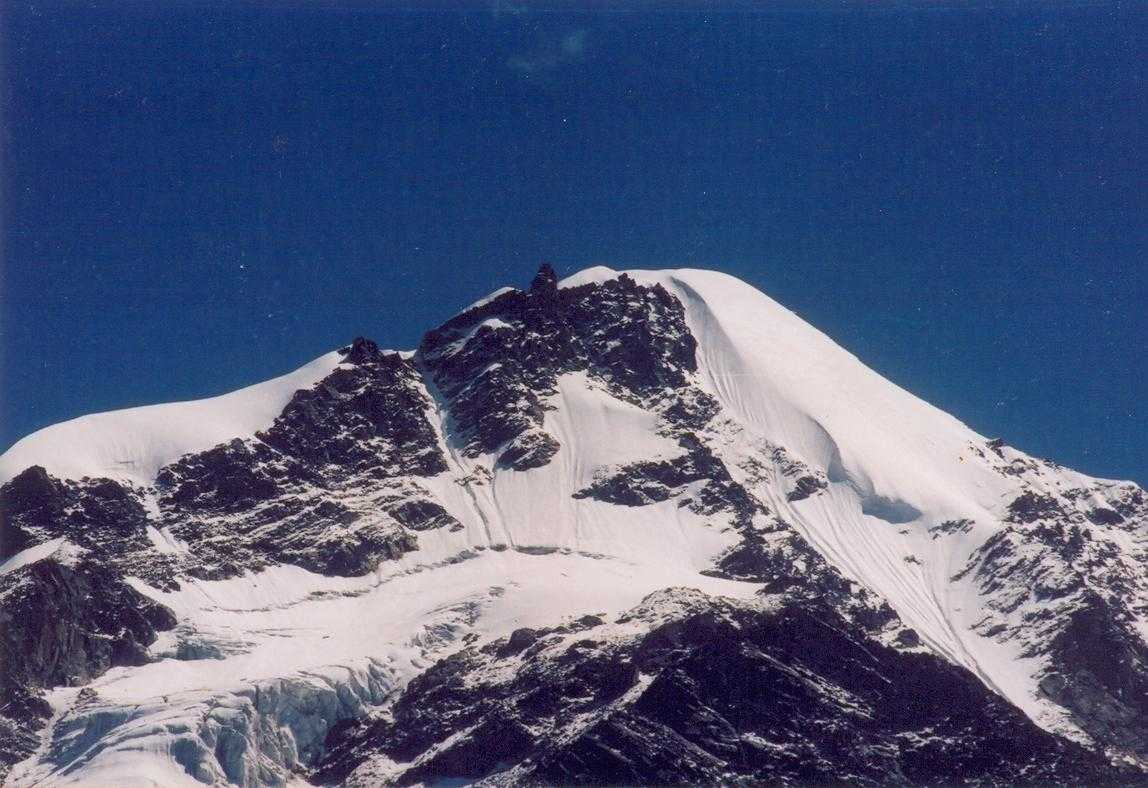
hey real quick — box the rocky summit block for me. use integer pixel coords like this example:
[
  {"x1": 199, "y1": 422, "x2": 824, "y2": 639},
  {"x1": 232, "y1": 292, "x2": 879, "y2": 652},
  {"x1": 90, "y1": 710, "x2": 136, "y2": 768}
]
[{"x1": 419, "y1": 270, "x2": 702, "y2": 470}]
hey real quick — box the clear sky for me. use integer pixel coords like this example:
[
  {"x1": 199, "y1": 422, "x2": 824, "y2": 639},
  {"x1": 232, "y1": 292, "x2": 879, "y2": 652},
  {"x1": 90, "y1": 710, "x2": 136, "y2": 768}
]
[{"x1": 2, "y1": 3, "x2": 1145, "y2": 484}]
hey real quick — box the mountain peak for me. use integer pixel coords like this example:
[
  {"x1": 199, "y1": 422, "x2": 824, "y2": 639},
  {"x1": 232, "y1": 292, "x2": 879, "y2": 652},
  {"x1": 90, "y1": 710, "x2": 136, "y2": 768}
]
[
  {"x1": 529, "y1": 262, "x2": 558, "y2": 295},
  {"x1": 2, "y1": 266, "x2": 1148, "y2": 785},
  {"x1": 341, "y1": 336, "x2": 383, "y2": 365}
]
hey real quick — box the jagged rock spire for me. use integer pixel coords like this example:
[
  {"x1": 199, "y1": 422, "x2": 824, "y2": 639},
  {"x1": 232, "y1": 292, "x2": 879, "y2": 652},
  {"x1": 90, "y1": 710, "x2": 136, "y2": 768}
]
[
  {"x1": 342, "y1": 336, "x2": 382, "y2": 364},
  {"x1": 529, "y1": 262, "x2": 558, "y2": 296}
]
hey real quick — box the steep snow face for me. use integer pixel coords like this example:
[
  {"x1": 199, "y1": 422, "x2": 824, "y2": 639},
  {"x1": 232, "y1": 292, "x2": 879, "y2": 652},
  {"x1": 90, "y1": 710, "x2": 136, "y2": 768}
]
[
  {"x1": 2, "y1": 265, "x2": 1147, "y2": 785},
  {"x1": 0, "y1": 352, "x2": 343, "y2": 487},
  {"x1": 564, "y1": 266, "x2": 1014, "y2": 516},
  {"x1": 563, "y1": 267, "x2": 1148, "y2": 752}
]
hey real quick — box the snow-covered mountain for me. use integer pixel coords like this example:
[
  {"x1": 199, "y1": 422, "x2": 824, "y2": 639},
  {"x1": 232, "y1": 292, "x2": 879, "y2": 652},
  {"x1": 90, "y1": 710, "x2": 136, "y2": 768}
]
[{"x1": 2, "y1": 265, "x2": 1146, "y2": 786}]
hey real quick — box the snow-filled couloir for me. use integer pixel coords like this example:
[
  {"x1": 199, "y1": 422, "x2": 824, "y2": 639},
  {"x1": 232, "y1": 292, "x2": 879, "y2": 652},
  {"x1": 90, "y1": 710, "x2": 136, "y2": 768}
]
[{"x1": 2, "y1": 265, "x2": 1146, "y2": 786}]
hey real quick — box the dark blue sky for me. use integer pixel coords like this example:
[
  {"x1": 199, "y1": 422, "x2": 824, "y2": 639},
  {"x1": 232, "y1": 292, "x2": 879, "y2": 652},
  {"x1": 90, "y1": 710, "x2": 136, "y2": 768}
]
[{"x1": 3, "y1": 3, "x2": 1145, "y2": 484}]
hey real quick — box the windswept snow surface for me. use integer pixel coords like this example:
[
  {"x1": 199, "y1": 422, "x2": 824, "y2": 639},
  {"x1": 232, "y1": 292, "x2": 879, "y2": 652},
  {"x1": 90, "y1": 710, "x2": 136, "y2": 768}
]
[
  {"x1": 4, "y1": 266, "x2": 1136, "y2": 784},
  {"x1": 0, "y1": 538, "x2": 67, "y2": 575},
  {"x1": 563, "y1": 267, "x2": 1104, "y2": 736},
  {"x1": 0, "y1": 351, "x2": 343, "y2": 487}
]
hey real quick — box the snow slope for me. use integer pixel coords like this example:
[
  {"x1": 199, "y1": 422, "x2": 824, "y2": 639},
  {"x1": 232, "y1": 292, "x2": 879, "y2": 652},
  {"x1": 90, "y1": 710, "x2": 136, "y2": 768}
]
[
  {"x1": 564, "y1": 268, "x2": 1122, "y2": 735},
  {"x1": 0, "y1": 351, "x2": 343, "y2": 487}
]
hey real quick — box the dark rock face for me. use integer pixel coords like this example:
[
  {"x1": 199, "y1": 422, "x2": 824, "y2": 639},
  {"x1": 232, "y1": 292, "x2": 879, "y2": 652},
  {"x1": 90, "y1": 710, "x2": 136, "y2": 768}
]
[
  {"x1": 419, "y1": 269, "x2": 703, "y2": 469},
  {"x1": 1007, "y1": 490, "x2": 1064, "y2": 523},
  {"x1": 0, "y1": 556, "x2": 176, "y2": 779},
  {"x1": 1087, "y1": 506, "x2": 1125, "y2": 525},
  {"x1": 0, "y1": 466, "x2": 179, "y2": 589},
  {"x1": 575, "y1": 434, "x2": 732, "y2": 505},
  {"x1": 0, "y1": 558, "x2": 176, "y2": 687},
  {"x1": 0, "y1": 466, "x2": 154, "y2": 563},
  {"x1": 529, "y1": 262, "x2": 559, "y2": 295},
  {"x1": 495, "y1": 429, "x2": 560, "y2": 471},
  {"x1": 573, "y1": 433, "x2": 764, "y2": 536},
  {"x1": 314, "y1": 590, "x2": 1120, "y2": 786},
  {"x1": 159, "y1": 439, "x2": 287, "y2": 513},
  {"x1": 388, "y1": 500, "x2": 459, "y2": 533},
  {"x1": 0, "y1": 681, "x2": 48, "y2": 784},
  {"x1": 260, "y1": 339, "x2": 447, "y2": 480},
  {"x1": 1039, "y1": 595, "x2": 1148, "y2": 758},
  {"x1": 0, "y1": 466, "x2": 61, "y2": 558},
  {"x1": 157, "y1": 452, "x2": 419, "y2": 579},
  {"x1": 955, "y1": 472, "x2": 1148, "y2": 762},
  {"x1": 159, "y1": 340, "x2": 447, "y2": 499},
  {"x1": 153, "y1": 342, "x2": 453, "y2": 578},
  {"x1": 713, "y1": 526, "x2": 901, "y2": 634},
  {"x1": 786, "y1": 473, "x2": 828, "y2": 502}
]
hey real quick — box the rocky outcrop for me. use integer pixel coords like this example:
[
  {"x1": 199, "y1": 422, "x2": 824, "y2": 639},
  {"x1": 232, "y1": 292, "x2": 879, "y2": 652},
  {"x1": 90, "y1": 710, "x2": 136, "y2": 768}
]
[
  {"x1": 0, "y1": 554, "x2": 176, "y2": 779},
  {"x1": 1, "y1": 556, "x2": 175, "y2": 687},
  {"x1": 258, "y1": 338, "x2": 447, "y2": 480},
  {"x1": 1006, "y1": 490, "x2": 1065, "y2": 524},
  {"x1": 315, "y1": 590, "x2": 1121, "y2": 786},
  {"x1": 786, "y1": 473, "x2": 828, "y2": 502},
  {"x1": 418, "y1": 268, "x2": 704, "y2": 469},
  {"x1": 1, "y1": 466, "x2": 162, "y2": 562},
  {"x1": 1037, "y1": 597, "x2": 1148, "y2": 758},
  {"x1": 954, "y1": 452, "x2": 1148, "y2": 761},
  {"x1": 153, "y1": 340, "x2": 454, "y2": 578},
  {"x1": 574, "y1": 433, "x2": 762, "y2": 529},
  {"x1": 0, "y1": 466, "x2": 181, "y2": 590}
]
